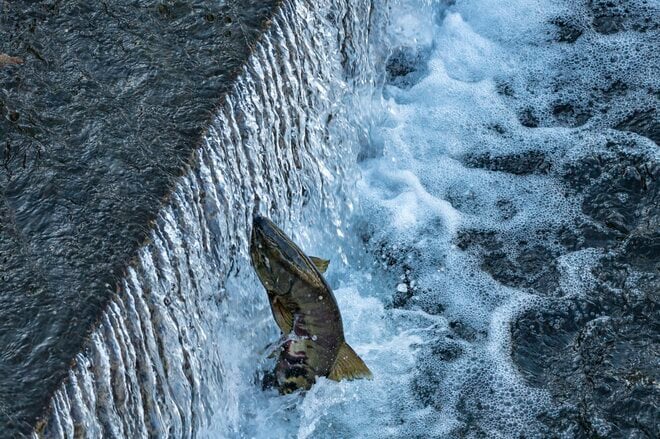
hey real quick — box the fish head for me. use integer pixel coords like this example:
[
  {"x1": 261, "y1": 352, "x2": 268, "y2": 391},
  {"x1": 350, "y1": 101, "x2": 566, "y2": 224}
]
[{"x1": 250, "y1": 215, "x2": 320, "y2": 293}]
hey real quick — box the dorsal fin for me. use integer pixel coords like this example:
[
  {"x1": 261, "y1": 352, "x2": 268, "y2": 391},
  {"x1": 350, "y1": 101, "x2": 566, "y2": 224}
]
[
  {"x1": 309, "y1": 256, "x2": 330, "y2": 274},
  {"x1": 328, "y1": 342, "x2": 373, "y2": 381},
  {"x1": 271, "y1": 296, "x2": 293, "y2": 334}
]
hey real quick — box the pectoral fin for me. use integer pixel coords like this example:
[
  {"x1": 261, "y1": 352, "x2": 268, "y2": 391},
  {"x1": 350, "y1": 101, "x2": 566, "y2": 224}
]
[
  {"x1": 271, "y1": 296, "x2": 294, "y2": 334},
  {"x1": 310, "y1": 256, "x2": 330, "y2": 273},
  {"x1": 328, "y1": 342, "x2": 373, "y2": 381}
]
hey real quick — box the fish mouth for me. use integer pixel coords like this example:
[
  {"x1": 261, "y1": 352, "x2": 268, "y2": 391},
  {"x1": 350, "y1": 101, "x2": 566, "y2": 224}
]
[
  {"x1": 251, "y1": 215, "x2": 291, "y2": 252},
  {"x1": 252, "y1": 214, "x2": 273, "y2": 236},
  {"x1": 250, "y1": 215, "x2": 285, "y2": 268},
  {"x1": 251, "y1": 214, "x2": 276, "y2": 249}
]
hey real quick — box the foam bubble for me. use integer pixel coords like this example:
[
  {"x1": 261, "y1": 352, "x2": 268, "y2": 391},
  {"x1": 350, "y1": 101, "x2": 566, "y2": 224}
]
[
  {"x1": 204, "y1": 0, "x2": 658, "y2": 436},
  {"x1": 337, "y1": 0, "x2": 653, "y2": 436}
]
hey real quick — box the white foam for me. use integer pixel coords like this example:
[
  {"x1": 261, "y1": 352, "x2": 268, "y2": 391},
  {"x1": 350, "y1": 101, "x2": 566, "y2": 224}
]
[
  {"x1": 318, "y1": 0, "x2": 599, "y2": 436},
  {"x1": 201, "y1": 0, "x2": 658, "y2": 437}
]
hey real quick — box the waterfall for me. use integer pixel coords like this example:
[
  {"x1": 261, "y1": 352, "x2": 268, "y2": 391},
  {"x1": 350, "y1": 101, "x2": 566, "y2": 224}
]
[{"x1": 36, "y1": 1, "x2": 383, "y2": 437}]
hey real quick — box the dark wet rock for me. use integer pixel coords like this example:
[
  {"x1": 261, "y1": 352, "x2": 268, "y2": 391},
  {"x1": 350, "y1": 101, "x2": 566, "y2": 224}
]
[
  {"x1": 518, "y1": 107, "x2": 540, "y2": 128},
  {"x1": 432, "y1": 340, "x2": 465, "y2": 361},
  {"x1": 601, "y1": 79, "x2": 629, "y2": 99},
  {"x1": 385, "y1": 46, "x2": 430, "y2": 89},
  {"x1": 375, "y1": 241, "x2": 421, "y2": 270},
  {"x1": 462, "y1": 150, "x2": 552, "y2": 176},
  {"x1": 551, "y1": 17, "x2": 584, "y2": 43},
  {"x1": 448, "y1": 320, "x2": 483, "y2": 343},
  {"x1": 454, "y1": 73, "x2": 658, "y2": 432},
  {"x1": 588, "y1": 0, "x2": 660, "y2": 35},
  {"x1": 391, "y1": 278, "x2": 415, "y2": 309},
  {"x1": 512, "y1": 272, "x2": 659, "y2": 438},
  {"x1": 552, "y1": 101, "x2": 592, "y2": 127},
  {"x1": 407, "y1": 288, "x2": 447, "y2": 316},
  {"x1": 615, "y1": 109, "x2": 660, "y2": 145},
  {"x1": 444, "y1": 184, "x2": 482, "y2": 215},
  {"x1": 592, "y1": 11, "x2": 625, "y2": 35},
  {"x1": 455, "y1": 230, "x2": 502, "y2": 252},
  {"x1": 507, "y1": 0, "x2": 660, "y2": 137},
  {"x1": 383, "y1": 1, "x2": 659, "y2": 436},
  {"x1": 486, "y1": 123, "x2": 507, "y2": 135},
  {"x1": 455, "y1": 130, "x2": 658, "y2": 436},
  {"x1": 411, "y1": 366, "x2": 444, "y2": 411},
  {"x1": 388, "y1": 272, "x2": 447, "y2": 315},
  {"x1": 480, "y1": 246, "x2": 560, "y2": 294},
  {"x1": 562, "y1": 147, "x2": 659, "y2": 249},
  {"x1": 509, "y1": 141, "x2": 660, "y2": 436},
  {"x1": 557, "y1": 221, "x2": 617, "y2": 252},
  {"x1": 362, "y1": 234, "x2": 425, "y2": 309},
  {"x1": 0, "y1": 0, "x2": 279, "y2": 435},
  {"x1": 455, "y1": 229, "x2": 562, "y2": 295},
  {"x1": 375, "y1": 0, "x2": 658, "y2": 434},
  {"x1": 452, "y1": 376, "x2": 506, "y2": 438},
  {"x1": 621, "y1": 230, "x2": 660, "y2": 272},
  {"x1": 495, "y1": 81, "x2": 515, "y2": 98},
  {"x1": 496, "y1": 80, "x2": 515, "y2": 97}
]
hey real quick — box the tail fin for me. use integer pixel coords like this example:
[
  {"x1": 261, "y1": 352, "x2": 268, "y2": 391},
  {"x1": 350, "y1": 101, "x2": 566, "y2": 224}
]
[{"x1": 328, "y1": 342, "x2": 373, "y2": 381}]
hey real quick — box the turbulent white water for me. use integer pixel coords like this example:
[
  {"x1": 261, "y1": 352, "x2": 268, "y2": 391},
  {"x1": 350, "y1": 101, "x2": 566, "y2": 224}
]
[
  {"x1": 324, "y1": 0, "x2": 657, "y2": 437},
  {"x1": 39, "y1": 0, "x2": 659, "y2": 437},
  {"x1": 216, "y1": 0, "x2": 655, "y2": 437}
]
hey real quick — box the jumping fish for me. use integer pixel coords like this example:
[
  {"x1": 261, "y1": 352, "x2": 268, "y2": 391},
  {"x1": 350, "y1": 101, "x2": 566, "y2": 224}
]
[{"x1": 250, "y1": 215, "x2": 372, "y2": 394}]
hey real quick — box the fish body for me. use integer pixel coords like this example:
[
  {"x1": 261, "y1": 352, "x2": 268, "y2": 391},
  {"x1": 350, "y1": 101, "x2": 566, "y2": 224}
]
[{"x1": 250, "y1": 215, "x2": 371, "y2": 394}]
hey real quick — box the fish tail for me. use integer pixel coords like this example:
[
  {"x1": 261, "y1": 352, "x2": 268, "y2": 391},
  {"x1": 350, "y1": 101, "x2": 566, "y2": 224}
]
[{"x1": 328, "y1": 342, "x2": 372, "y2": 381}]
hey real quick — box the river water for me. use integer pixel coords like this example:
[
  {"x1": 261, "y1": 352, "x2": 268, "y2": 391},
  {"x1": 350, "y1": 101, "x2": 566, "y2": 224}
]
[{"x1": 38, "y1": 0, "x2": 658, "y2": 437}]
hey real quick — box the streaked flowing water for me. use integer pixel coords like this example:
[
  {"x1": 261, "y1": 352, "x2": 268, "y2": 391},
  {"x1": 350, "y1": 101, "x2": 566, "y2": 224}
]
[{"x1": 37, "y1": 0, "x2": 659, "y2": 437}]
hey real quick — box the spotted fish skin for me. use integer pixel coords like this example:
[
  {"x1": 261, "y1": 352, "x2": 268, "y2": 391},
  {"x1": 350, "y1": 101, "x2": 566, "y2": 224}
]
[{"x1": 250, "y1": 215, "x2": 371, "y2": 394}]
